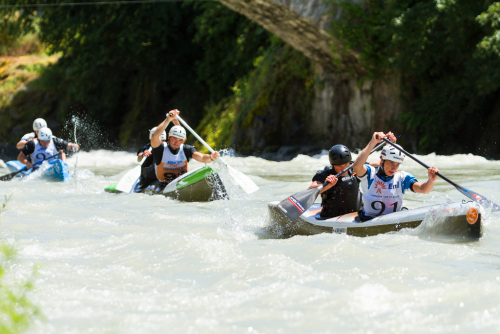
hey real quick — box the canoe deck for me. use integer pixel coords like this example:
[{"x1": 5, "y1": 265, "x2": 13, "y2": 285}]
[{"x1": 267, "y1": 201, "x2": 482, "y2": 238}]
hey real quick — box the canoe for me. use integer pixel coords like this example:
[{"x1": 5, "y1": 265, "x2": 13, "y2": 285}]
[
  {"x1": 267, "y1": 200, "x2": 482, "y2": 238},
  {"x1": 6, "y1": 159, "x2": 70, "y2": 182},
  {"x1": 105, "y1": 165, "x2": 229, "y2": 202}
]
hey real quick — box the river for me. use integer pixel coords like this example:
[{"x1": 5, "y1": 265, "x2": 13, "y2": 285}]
[{"x1": 1, "y1": 149, "x2": 500, "y2": 333}]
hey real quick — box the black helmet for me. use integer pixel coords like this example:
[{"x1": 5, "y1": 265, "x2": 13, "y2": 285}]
[{"x1": 328, "y1": 145, "x2": 351, "y2": 165}]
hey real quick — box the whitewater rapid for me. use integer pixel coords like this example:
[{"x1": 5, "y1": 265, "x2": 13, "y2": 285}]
[{"x1": 1, "y1": 150, "x2": 500, "y2": 333}]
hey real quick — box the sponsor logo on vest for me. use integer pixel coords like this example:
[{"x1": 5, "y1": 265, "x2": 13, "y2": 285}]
[
  {"x1": 167, "y1": 160, "x2": 184, "y2": 164},
  {"x1": 388, "y1": 183, "x2": 400, "y2": 190},
  {"x1": 466, "y1": 207, "x2": 479, "y2": 224},
  {"x1": 374, "y1": 180, "x2": 387, "y2": 194}
]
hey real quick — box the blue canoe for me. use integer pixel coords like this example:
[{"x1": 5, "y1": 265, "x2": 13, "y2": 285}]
[{"x1": 6, "y1": 159, "x2": 70, "y2": 182}]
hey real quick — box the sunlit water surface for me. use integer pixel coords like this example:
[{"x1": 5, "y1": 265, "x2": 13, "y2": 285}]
[{"x1": 1, "y1": 150, "x2": 500, "y2": 333}]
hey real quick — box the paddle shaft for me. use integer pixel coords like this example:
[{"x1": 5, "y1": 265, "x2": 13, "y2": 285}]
[
  {"x1": 176, "y1": 115, "x2": 230, "y2": 166},
  {"x1": 382, "y1": 138, "x2": 460, "y2": 188},
  {"x1": 176, "y1": 115, "x2": 214, "y2": 154}
]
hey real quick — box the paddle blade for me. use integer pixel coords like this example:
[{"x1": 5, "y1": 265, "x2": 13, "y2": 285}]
[
  {"x1": 226, "y1": 164, "x2": 259, "y2": 194},
  {"x1": 458, "y1": 187, "x2": 500, "y2": 212},
  {"x1": 115, "y1": 165, "x2": 141, "y2": 193},
  {"x1": 0, "y1": 170, "x2": 20, "y2": 181},
  {"x1": 0, "y1": 168, "x2": 26, "y2": 181},
  {"x1": 277, "y1": 187, "x2": 321, "y2": 221}
]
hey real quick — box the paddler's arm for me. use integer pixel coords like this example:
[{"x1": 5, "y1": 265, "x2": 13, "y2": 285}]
[
  {"x1": 54, "y1": 138, "x2": 73, "y2": 162},
  {"x1": 151, "y1": 109, "x2": 179, "y2": 148},
  {"x1": 16, "y1": 133, "x2": 35, "y2": 149},
  {"x1": 353, "y1": 131, "x2": 396, "y2": 177},
  {"x1": 411, "y1": 167, "x2": 439, "y2": 194},
  {"x1": 16, "y1": 139, "x2": 29, "y2": 149},
  {"x1": 192, "y1": 151, "x2": 220, "y2": 164},
  {"x1": 353, "y1": 132, "x2": 385, "y2": 177},
  {"x1": 17, "y1": 151, "x2": 33, "y2": 169}
]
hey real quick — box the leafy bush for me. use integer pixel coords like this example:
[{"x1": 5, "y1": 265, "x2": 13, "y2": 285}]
[{"x1": 0, "y1": 244, "x2": 41, "y2": 333}]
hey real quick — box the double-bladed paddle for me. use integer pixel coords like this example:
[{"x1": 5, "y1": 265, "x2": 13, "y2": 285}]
[
  {"x1": 0, "y1": 151, "x2": 64, "y2": 181},
  {"x1": 176, "y1": 115, "x2": 259, "y2": 194},
  {"x1": 277, "y1": 142, "x2": 386, "y2": 221},
  {"x1": 382, "y1": 138, "x2": 500, "y2": 212}
]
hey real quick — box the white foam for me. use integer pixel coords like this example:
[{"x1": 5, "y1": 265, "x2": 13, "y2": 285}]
[{"x1": 66, "y1": 150, "x2": 137, "y2": 169}]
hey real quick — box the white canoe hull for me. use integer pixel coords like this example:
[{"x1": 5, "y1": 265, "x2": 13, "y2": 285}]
[{"x1": 267, "y1": 201, "x2": 482, "y2": 238}]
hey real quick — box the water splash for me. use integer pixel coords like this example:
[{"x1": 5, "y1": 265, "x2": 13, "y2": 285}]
[
  {"x1": 61, "y1": 112, "x2": 114, "y2": 151},
  {"x1": 72, "y1": 115, "x2": 80, "y2": 186}
]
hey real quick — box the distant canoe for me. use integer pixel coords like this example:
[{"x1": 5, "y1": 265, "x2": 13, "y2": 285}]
[
  {"x1": 267, "y1": 200, "x2": 482, "y2": 238},
  {"x1": 105, "y1": 165, "x2": 228, "y2": 202},
  {"x1": 6, "y1": 159, "x2": 70, "y2": 182}
]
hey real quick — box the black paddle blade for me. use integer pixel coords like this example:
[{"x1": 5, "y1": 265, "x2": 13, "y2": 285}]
[
  {"x1": 277, "y1": 187, "x2": 321, "y2": 221},
  {"x1": 0, "y1": 169, "x2": 24, "y2": 181},
  {"x1": 458, "y1": 187, "x2": 500, "y2": 212}
]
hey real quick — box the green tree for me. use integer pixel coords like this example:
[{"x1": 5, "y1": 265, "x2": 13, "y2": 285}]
[
  {"x1": 330, "y1": 0, "x2": 500, "y2": 153},
  {"x1": 0, "y1": 1, "x2": 274, "y2": 148}
]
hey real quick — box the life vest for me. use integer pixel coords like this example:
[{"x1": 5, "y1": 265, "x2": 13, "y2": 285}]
[
  {"x1": 360, "y1": 166, "x2": 413, "y2": 217},
  {"x1": 154, "y1": 142, "x2": 188, "y2": 183},
  {"x1": 320, "y1": 169, "x2": 361, "y2": 218},
  {"x1": 29, "y1": 139, "x2": 58, "y2": 165}
]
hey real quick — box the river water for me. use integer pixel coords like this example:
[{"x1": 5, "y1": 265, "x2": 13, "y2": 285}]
[{"x1": 1, "y1": 150, "x2": 500, "y2": 333}]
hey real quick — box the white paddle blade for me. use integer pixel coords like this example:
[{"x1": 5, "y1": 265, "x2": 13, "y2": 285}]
[
  {"x1": 226, "y1": 164, "x2": 259, "y2": 194},
  {"x1": 115, "y1": 165, "x2": 141, "y2": 193}
]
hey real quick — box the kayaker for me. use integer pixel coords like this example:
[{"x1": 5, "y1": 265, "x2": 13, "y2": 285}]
[
  {"x1": 151, "y1": 110, "x2": 220, "y2": 185},
  {"x1": 136, "y1": 127, "x2": 167, "y2": 187},
  {"x1": 352, "y1": 131, "x2": 439, "y2": 221},
  {"x1": 16, "y1": 118, "x2": 47, "y2": 149},
  {"x1": 17, "y1": 128, "x2": 80, "y2": 169},
  {"x1": 308, "y1": 141, "x2": 391, "y2": 219}
]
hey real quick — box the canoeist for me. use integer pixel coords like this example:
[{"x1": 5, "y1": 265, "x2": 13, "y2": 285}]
[
  {"x1": 16, "y1": 118, "x2": 47, "y2": 149},
  {"x1": 308, "y1": 141, "x2": 390, "y2": 219},
  {"x1": 17, "y1": 128, "x2": 80, "y2": 169},
  {"x1": 352, "y1": 131, "x2": 439, "y2": 221},
  {"x1": 151, "y1": 110, "x2": 220, "y2": 185},
  {"x1": 136, "y1": 127, "x2": 166, "y2": 187}
]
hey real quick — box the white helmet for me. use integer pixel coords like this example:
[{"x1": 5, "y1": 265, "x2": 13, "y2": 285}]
[
  {"x1": 33, "y1": 118, "x2": 47, "y2": 131},
  {"x1": 38, "y1": 127, "x2": 52, "y2": 141},
  {"x1": 149, "y1": 127, "x2": 166, "y2": 140},
  {"x1": 380, "y1": 144, "x2": 405, "y2": 164},
  {"x1": 169, "y1": 125, "x2": 186, "y2": 140}
]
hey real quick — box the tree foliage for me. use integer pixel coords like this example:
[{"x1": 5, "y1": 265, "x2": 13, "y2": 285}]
[
  {"x1": 330, "y1": 0, "x2": 500, "y2": 152},
  {"x1": 0, "y1": 0, "x2": 272, "y2": 147}
]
